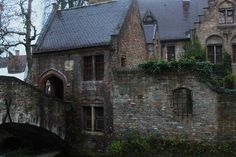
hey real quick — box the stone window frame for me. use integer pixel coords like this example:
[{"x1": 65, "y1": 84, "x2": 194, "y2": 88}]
[
  {"x1": 82, "y1": 105, "x2": 104, "y2": 134},
  {"x1": 206, "y1": 35, "x2": 223, "y2": 64},
  {"x1": 172, "y1": 88, "x2": 193, "y2": 117},
  {"x1": 218, "y1": 2, "x2": 234, "y2": 25},
  {"x1": 83, "y1": 55, "x2": 104, "y2": 81}
]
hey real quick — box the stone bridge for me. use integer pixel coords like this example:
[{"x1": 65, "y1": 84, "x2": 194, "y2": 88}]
[{"x1": 0, "y1": 76, "x2": 68, "y2": 150}]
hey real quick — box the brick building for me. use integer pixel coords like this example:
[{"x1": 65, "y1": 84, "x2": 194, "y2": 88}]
[{"x1": 32, "y1": 0, "x2": 148, "y2": 134}]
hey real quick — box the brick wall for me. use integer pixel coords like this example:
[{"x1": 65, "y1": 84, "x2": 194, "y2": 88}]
[
  {"x1": 32, "y1": 46, "x2": 113, "y2": 133},
  {"x1": 118, "y1": 0, "x2": 148, "y2": 68},
  {"x1": 111, "y1": 70, "x2": 219, "y2": 141}
]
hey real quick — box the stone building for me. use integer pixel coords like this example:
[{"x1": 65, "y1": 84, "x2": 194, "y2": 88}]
[
  {"x1": 30, "y1": 0, "x2": 236, "y2": 143},
  {"x1": 194, "y1": 0, "x2": 236, "y2": 73},
  {"x1": 32, "y1": 0, "x2": 148, "y2": 134}
]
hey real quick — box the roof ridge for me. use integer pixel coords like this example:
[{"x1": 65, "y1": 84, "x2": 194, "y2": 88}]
[{"x1": 59, "y1": 0, "x2": 118, "y2": 12}]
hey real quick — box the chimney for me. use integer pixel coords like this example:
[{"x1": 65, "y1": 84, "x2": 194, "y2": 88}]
[
  {"x1": 208, "y1": 0, "x2": 216, "y2": 7},
  {"x1": 15, "y1": 50, "x2": 20, "y2": 56},
  {"x1": 52, "y1": 3, "x2": 59, "y2": 11},
  {"x1": 183, "y1": 0, "x2": 190, "y2": 18}
]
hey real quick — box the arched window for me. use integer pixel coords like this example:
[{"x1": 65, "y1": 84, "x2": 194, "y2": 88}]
[
  {"x1": 206, "y1": 35, "x2": 223, "y2": 64},
  {"x1": 231, "y1": 36, "x2": 236, "y2": 63},
  {"x1": 173, "y1": 88, "x2": 192, "y2": 116},
  {"x1": 219, "y1": 2, "x2": 234, "y2": 24}
]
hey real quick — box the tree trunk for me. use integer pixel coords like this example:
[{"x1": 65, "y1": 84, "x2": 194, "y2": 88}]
[{"x1": 25, "y1": 0, "x2": 33, "y2": 82}]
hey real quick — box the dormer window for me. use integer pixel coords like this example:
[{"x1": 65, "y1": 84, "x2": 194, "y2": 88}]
[
  {"x1": 219, "y1": 2, "x2": 234, "y2": 24},
  {"x1": 219, "y1": 8, "x2": 234, "y2": 24}
]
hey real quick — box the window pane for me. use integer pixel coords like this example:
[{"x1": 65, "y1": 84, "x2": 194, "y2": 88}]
[
  {"x1": 83, "y1": 56, "x2": 93, "y2": 81},
  {"x1": 83, "y1": 107, "x2": 92, "y2": 131},
  {"x1": 94, "y1": 107, "x2": 104, "y2": 131},
  {"x1": 232, "y1": 45, "x2": 236, "y2": 63},
  {"x1": 227, "y1": 10, "x2": 234, "y2": 24},
  {"x1": 167, "y1": 46, "x2": 175, "y2": 61},
  {"x1": 207, "y1": 46, "x2": 215, "y2": 63},
  {"x1": 219, "y1": 10, "x2": 226, "y2": 24},
  {"x1": 216, "y1": 46, "x2": 222, "y2": 64},
  {"x1": 95, "y1": 55, "x2": 104, "y2": 80}
]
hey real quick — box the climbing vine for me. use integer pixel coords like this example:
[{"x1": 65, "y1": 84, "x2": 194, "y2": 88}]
[{"x1": 138, "y1": 57, "x2": 236, "y2": 93}]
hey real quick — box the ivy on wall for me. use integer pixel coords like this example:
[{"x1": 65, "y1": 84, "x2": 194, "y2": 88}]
[{"x1": 138, "y1": 57, "x2": 236, "y2": 94}]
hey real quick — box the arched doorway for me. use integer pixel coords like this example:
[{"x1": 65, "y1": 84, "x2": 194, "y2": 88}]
[
  {"x1": 45, "y1": 76, "x2": 64, "y2": 99},
  {"x1": 39, "y1": 70, "x2": 66, "y2": 99}
]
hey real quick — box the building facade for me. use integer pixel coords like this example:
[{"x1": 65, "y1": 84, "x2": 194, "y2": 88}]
[{"x1": 32, "y1": 0, "x2": 148, "y2": 134}]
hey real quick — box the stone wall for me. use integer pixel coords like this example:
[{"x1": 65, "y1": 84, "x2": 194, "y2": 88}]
[
  {"x1": 0, "y1": 76, "x2": 66, "y2": 139},
  {"x1": 111, "y1": 70, "x2": 219, "y2": 141},
  {"x1": 217, "y1": 94, "x2": 236, "y2": 142}
]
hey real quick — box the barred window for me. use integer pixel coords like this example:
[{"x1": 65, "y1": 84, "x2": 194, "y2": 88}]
[
  {"x1": 173, "y1": 88, "x2": 192, "y2": 116},
  {"x1": 83, "y1": 106, "x2": 104, "y2": 132},
  {"x1": 83, "y1": 55, "x2": 104, "y2": 81}
]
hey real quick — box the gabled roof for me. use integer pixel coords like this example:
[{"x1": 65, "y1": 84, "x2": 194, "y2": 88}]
[
  {"x1": 138, "y1": 0, "x2": 208, "y2": 41},
  {"x1": 35, "y1": 0, "x2": 132, "y2": 53}
]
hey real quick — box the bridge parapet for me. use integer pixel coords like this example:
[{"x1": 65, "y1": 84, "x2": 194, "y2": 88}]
[{"x1": 0, "y1": 76, "x2": 66, "y2": 139}]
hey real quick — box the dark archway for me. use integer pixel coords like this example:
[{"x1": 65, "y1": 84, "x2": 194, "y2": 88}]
[
  {"x1": 39, "y1": 70, "x2": 66, "y2": 99},
  {"x1": 45, "y1": 76, "x2": 64, "y2": 99}
]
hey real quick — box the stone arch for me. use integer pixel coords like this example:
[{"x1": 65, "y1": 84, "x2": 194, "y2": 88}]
[
  {"x1": 39, "y1": 69, "x2": 67, "y2": 99},
  {"x1": 218, "y1": 0, "x2": 234, "y2": 8},
  {"x1": 206, "y1": 35, "x2": 223, "y2": 64}
]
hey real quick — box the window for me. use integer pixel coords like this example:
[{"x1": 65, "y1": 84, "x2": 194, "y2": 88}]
[
  {"x1": 219, "y1": 8, "x2": 234, "y2": 24},
  {"x1": 173, "y1": 88, "x2": 192, "y2": 116},
  {"x1": 83, "y1": 56, "x2": 93, "y2": 81},
  {"x1": 167, "y1": 45, "x2": 175, "y2": 61},
  {"x1": 206, "y1": 36, "x2": 223, "y2": 64},
  {"x1": 207, "y1": 45, "x2": 223, "y2": 64},
  {"x1": 95, "y1": 55, "x2": 104, "y2": 80},
  {"x1": 219, "y1": 2, "x2": 234, "y2": 24},
  {"x1": 83, "y1": 55, "x2": 104, "y2": 81},
  {"x1": 83, "y1": 106, "x2": 104, "y2": 132}
]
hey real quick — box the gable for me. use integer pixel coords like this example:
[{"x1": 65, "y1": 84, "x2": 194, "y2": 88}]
[{"x1": 138, "y1": 0, "x2": 208, "y2": 41}]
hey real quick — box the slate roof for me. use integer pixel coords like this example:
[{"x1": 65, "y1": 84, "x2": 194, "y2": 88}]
[
  {"x1": 138, "y1": 0, "x2": 208, "y2": 41},
  {"x1": 36, "y1": 0, "x2": 132, "y2": 53},
  {"x1": 143, "y1": 24, "x2": 157, "y2": 44}
]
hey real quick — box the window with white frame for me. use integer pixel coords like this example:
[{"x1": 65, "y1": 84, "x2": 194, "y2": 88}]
[
  {"x1": 219, "y1": 2, "x2": 234, "y2": 24},
  {"x1": 83, "y1": 106, "x2": 104, "y2": 132}
]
